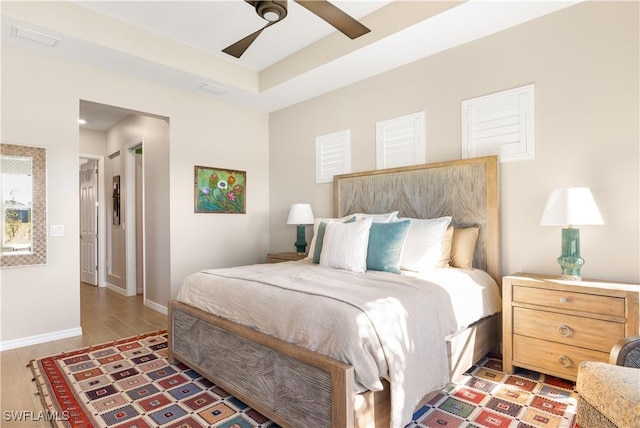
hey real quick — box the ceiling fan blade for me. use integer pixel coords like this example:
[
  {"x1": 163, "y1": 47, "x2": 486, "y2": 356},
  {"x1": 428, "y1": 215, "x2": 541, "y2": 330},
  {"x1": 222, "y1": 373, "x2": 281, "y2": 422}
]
[
  {"x1": 295, "y1": 0, "x2": 370, "y2": 39},
  {"x1": 222, "y1": 21, "x2": 274, "y2": 58}
]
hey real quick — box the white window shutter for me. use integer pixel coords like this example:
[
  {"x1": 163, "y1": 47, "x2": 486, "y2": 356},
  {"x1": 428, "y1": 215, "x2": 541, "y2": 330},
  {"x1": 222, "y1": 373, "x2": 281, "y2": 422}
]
[
  {"x1": 376, "y1": 111, "x2": 425, "y2": 169},
  {"x1": 315, "y1": 129, "x2": 351, "y2": 184},
  {"x1": 462, "y1": 84, "x2": 535, "y2": 162}
]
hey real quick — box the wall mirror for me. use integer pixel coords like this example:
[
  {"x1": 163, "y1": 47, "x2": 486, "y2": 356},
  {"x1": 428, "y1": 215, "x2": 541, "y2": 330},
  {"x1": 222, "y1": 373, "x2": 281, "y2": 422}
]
[{"x1": 1, "y1": 143, "x2": 47, "y2": 267}]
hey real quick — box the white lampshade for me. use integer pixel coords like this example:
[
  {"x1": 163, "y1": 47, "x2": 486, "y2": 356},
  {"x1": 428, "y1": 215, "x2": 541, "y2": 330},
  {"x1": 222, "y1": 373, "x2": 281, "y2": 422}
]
[
  {"x1": 286, "y1": 203, "x2": 314, "y2": 225},
  {"x1": 540, "y1": 187, "x2": 604, "y2": 226}
]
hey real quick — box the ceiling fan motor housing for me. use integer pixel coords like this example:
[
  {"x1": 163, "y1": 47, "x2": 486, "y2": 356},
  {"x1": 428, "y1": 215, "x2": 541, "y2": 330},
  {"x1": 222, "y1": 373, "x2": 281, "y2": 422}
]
[
  {"x1": 224, "y1": 0, "x2": 369, "y2": 58},
  {"x1": 256, "y1": 1, "x2": 287, "y2": 22}
]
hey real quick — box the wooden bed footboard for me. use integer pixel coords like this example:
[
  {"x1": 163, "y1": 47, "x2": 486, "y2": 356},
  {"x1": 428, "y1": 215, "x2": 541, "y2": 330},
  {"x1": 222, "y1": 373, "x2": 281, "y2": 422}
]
[
  {"x1": 169, "y1": 300, "x2": 499, "y2": 428},
  {"x1": 169, "y1": 300, "x2": 356, "y2": 428}
]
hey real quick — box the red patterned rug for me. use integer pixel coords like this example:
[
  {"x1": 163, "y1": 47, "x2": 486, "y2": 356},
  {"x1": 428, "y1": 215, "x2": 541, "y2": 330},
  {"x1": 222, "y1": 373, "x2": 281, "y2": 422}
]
[
  {"x1": 411, "y1": 356, "x2": 578, "y2": 428},
  {"x1": 30, "y1": 330, "x2": 275, "y2": 428},
  {"x1": 30, "y1": 331, "x2": 577, "y2": 427}
]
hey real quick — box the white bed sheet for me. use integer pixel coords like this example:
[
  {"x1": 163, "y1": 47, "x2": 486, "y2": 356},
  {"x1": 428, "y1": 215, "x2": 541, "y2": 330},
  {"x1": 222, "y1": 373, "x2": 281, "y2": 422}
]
[{"x1": 403, "y1": 267, "x2": 502, "y2": 338}]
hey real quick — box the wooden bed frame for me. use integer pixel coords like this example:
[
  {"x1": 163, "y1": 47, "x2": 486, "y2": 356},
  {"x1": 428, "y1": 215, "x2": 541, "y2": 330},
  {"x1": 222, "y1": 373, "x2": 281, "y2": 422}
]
[{"x1": 169, "y1": 156, "x2": 500, "y2": 428}]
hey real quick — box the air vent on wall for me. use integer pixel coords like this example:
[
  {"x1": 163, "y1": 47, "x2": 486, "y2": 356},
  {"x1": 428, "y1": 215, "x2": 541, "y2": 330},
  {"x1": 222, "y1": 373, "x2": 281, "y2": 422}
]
[{"x1": 11, "y1": 25, "x2": 60, "y2": 48}]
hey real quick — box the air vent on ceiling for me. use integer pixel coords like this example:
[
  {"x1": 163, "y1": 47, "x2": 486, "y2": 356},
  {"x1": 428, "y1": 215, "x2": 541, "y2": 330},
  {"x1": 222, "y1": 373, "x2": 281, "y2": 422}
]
[
  {"x1": 201, "y1": 82, "x2": 230, "y2": 95},
  {"x1": 12, "y1": 25, "x2": 60, "y2": 48}
]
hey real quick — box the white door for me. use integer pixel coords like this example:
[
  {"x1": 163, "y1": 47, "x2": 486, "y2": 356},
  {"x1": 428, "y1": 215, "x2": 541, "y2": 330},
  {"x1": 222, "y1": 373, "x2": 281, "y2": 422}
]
[{"x1": 80, "y1": 160, "x2": 98, "y2": 285}]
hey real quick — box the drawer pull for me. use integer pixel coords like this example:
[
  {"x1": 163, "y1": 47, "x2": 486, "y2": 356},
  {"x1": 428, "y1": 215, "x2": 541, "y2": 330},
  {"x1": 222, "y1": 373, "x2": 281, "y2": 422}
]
[
  {"x1": 557, "y1": 324, "x2": 573, "y2": 337},
  {"x1": 559, "y1": 297, "x2": 568, "y2": 304},
  {"x1": 557, "y1": 355, "x2": 573, "y2": 368}
]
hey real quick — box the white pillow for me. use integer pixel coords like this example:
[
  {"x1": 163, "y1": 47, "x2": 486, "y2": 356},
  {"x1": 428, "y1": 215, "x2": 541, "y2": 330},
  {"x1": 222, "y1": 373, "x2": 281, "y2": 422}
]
[
  {"x1": 399, "y1": 216, "x2": 453, "y2": 272},
  {"x1": 319, "y1": 218, "x2": 372, "y2": 273},
  {"x1": 306, "y1": 215, "x2": 353, "y2": 260},
  {"x1": 352, "y1": 211, "x2": 399, "y2": 223}
]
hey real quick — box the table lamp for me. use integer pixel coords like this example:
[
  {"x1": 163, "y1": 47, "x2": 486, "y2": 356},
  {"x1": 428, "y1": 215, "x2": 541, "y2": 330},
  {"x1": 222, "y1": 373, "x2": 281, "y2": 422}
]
[
  {"x1": 286, "y1": 203, "x2": 314, "y2": 254},
  {"x1": 540, "y1": 187, "x2": 604, "y2": 280}
]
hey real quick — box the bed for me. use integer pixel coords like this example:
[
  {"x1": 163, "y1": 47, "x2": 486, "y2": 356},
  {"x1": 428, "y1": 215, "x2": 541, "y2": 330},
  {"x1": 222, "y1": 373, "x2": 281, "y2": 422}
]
[{"x1": 168, "y1": 155, "x2": 501, "y2": 428}]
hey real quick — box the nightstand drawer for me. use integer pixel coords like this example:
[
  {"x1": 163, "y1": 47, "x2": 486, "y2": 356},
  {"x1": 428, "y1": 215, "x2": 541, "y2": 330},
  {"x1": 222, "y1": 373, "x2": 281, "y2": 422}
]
[
  {"x1": 513, "y1": 335, "x2": 609, "y2": 380},
  {"x1": 513, "y1": 307, "x2": 624, "y2": 352},
  {"x1": 512, "y1": 284, "x2": 625, "y2": 317}
]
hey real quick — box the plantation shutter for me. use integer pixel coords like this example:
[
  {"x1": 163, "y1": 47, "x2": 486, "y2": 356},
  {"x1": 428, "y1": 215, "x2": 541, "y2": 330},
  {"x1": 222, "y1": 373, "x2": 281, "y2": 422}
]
[
  {"x1": 376, "y1": 111, "x2": 425, "y2": 169},
  {"x1": 315, "y1": 129, "x2": 351, "y2": 184},
  {"x1": 462, "y1": 84, "x2": 535, "y2": 162}
]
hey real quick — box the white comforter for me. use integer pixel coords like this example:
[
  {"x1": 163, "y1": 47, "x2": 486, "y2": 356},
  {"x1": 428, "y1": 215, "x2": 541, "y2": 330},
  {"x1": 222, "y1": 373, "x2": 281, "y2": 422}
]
[{"x1": 176, "y1": 261, "x2": 501, "y2": 428}]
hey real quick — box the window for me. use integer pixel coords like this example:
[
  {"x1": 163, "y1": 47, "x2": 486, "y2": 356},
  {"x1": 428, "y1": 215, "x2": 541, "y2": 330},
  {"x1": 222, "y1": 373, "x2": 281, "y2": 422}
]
[
  {"x1": 315, "y1": 129, "x2": 351, "y2": 184},
  {"x1": 462, "y1": 84, "x2": 535, "y2": 162},
  {"x1": 376, "y1": 111, "x2": 425, "y2": 169}
]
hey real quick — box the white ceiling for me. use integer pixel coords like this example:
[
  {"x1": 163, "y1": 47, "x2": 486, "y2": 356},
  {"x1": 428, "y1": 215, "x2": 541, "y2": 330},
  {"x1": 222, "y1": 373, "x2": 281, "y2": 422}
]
[
  {"x1": 74, "y1": 0, "x2": 393, "y2": 72},
  {"x1": 1, "y1": 1, "x2": 582, "y2": 131}
]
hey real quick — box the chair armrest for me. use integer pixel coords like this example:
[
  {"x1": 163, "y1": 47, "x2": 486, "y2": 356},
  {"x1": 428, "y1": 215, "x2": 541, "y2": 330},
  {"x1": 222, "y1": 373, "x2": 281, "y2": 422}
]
[{"x1": 609, "y1": 336, "x2": 640, "y2": 367}]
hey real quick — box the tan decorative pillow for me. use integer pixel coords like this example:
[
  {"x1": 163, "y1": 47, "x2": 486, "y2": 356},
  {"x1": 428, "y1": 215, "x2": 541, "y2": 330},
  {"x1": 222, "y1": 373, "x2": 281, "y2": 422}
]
[
  {"x1": 450, "y1": 226, "x2": 479, "y2": 270},
  {"x1": 436, "y1": 226, "x2": 454, "y2": 268}
]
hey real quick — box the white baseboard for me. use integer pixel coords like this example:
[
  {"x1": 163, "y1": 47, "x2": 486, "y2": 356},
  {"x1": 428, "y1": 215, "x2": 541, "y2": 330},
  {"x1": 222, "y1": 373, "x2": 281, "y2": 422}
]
[
  {"x1": 144, "y1": 298, "x2": 168, "y2": 315},
  {"x1": 0, "y1": 327, "x2": 83, "y2": 352},
  {"x1": 106, "y1": 283, "x2": 166, "y2": 315},
  {"x1": 105, "y1": 282, "x2": 129, "y2": 296}
]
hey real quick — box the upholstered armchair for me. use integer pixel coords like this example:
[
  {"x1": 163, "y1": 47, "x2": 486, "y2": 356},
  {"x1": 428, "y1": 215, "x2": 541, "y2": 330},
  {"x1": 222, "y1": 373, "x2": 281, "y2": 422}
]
[{"x1": 576, "y1": 336, "x2": 640, "y2": 428}]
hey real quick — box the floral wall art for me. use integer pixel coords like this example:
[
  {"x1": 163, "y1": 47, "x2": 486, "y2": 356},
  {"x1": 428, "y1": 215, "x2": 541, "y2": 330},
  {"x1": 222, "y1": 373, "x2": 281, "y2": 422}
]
[{"x1": 194, "y1": 166, "x2": 246, "y2": 214}]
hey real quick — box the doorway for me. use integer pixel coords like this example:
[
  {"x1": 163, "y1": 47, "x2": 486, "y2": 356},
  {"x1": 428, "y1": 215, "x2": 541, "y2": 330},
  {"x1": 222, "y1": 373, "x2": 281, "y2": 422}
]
[
  {"x1": 78, "y1": 141, "x2": 145, "y2": 297},
  {"x1": 79, "y1": 155, "x2": 105, "y2": 286},
  {"x1": 79, "y1": 99, "x2": 169, "y2": 312},
  {"x1": 125, "y1": 140, "x2": 145, "y2": 296}
]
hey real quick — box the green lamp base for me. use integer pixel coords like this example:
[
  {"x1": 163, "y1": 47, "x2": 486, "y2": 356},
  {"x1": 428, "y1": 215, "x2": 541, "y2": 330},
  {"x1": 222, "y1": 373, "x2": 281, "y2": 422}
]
[
  {"x1": 558, "y1": 227, "x2": 584, "y2": 281},
  {"x1": 294, "y1": 224, "x2": 307, "y2": 255}
]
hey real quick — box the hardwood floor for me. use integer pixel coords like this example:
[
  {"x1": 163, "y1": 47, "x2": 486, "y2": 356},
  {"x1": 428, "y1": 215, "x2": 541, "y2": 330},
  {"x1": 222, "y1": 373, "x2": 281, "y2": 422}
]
[{"x1": 0, "y1": 283, "x2": 167, "y2": 427}]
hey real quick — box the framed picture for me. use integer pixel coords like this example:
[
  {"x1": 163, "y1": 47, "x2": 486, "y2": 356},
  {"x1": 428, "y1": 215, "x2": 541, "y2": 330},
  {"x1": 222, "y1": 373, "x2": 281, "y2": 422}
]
[
  {"x1": 112, "y1": 175, "x2": 121, "y2": 225},
  {"x1": 194, "y1": 166, "x2": 246, "y2": 214}
]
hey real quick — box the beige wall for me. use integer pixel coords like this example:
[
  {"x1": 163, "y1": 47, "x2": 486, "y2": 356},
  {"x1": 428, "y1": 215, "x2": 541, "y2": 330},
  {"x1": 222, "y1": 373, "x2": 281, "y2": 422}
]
[
  {"x1": 269, "y1": 2, "x2": 640, "y2": 283},
  {"x1": 80, "y1": 128, "x2": 107, "y2": 156},
  {"x1": 1, "y1": 44, "x2": 269, "y2": 346}
]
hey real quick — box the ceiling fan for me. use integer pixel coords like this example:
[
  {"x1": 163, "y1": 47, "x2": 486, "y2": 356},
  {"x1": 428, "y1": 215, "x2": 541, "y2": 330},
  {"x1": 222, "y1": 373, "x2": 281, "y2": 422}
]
[{"x1": 222, "y1": 0, "x2": 371, "y2": 58}]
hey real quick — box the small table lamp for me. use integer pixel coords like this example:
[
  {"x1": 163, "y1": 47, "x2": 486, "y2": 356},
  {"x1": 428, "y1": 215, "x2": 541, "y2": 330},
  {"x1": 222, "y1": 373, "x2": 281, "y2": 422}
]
[
  {"x1": 286, "y1": 203, "x2": 315, "y2": 255},
  {"x1": 540, "y1": 187, "x2": 604, "y2": 280}
]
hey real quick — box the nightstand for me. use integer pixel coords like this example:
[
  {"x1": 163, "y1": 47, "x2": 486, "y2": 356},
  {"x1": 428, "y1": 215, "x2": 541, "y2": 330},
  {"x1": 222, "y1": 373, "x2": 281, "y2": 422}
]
[
  {"x1": 267, "y1": 252, "x2": 307, "y2": 263},
  {"x1": 502, "y1": 272, "x2": 639, "y2": 381}
]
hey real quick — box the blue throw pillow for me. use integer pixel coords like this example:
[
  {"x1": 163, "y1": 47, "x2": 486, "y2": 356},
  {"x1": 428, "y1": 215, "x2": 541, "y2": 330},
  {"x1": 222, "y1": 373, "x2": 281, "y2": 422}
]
[{"x1": 366, "y1": 220, "x2": 411, "y2": 274}]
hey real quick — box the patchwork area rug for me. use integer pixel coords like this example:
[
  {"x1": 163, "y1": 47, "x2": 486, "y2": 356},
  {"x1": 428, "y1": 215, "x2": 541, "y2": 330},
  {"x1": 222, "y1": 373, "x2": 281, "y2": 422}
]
[
  {"x1": 30, "y1": 331, "x2": 273, "y2": 428},
  {"x1": 30, "y1": 331, "x2": 578, "y2": 428},
  {"x1": 409, "y1": 355, "x2": 578, "y2": 428}
]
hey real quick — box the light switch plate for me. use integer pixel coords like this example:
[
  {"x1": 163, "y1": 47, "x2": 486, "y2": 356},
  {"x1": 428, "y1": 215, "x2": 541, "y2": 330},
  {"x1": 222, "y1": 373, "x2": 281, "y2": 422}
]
[{"x1": 50, "y1": 225, "x2": 64, "y2": 236}]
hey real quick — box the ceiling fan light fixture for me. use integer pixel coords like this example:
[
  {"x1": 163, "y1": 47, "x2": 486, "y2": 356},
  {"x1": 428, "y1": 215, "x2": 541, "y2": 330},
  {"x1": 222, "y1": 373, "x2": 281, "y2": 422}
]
[{"x1": 256, "y1": 1, "x2": 287, "y2": 22}]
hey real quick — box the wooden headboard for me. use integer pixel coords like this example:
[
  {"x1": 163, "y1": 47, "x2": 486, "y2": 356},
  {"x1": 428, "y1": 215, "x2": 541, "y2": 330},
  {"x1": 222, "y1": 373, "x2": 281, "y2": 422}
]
[{"x1": 333, "y1": 156, "x2": 500, "y2": 284}]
